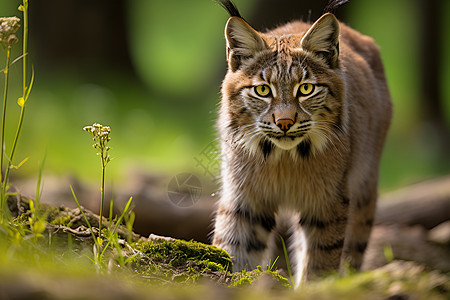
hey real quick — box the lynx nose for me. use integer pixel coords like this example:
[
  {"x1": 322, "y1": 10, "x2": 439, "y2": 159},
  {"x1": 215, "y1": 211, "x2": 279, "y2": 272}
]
[{"x1": 276, "y1": 118, "x2": 294, "y2": 132}]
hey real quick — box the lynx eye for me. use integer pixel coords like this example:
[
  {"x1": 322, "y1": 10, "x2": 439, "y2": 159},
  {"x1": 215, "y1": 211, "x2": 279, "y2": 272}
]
[
  {"x1": 298, "y1": 83, "x2": 315, "y2": 97},
  {"x1": 254, "y1": 84, "x2": 271, "y2": 97}
]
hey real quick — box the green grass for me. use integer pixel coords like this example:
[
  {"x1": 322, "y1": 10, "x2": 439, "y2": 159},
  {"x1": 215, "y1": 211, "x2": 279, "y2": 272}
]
[
  {"x1": 0, "y1": 193, "x2": 448, "y2": 299},
  {"x1": 0, "y1": 227, "x2": 448, "y2": 299},
  {"x1": 3, "y1": 201, "x2": 448, "y2": 298}
]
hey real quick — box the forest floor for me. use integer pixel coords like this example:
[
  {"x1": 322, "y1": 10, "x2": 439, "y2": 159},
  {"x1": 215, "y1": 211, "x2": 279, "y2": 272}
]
[{"x1": 0, "y1": 176, "x2": 449, "y2": 300}]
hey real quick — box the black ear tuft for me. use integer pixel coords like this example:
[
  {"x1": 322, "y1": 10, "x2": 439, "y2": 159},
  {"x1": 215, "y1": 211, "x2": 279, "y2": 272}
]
[
  {"x1": 216, "y1": 0, "x2": 243, "y2": 19},
  {"x1": 323, "y1": 0, "x2": 350, "y2": 15}
]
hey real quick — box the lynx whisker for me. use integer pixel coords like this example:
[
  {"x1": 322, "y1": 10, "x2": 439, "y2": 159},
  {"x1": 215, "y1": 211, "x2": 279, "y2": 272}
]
[
  {"x1": 309, "y1": 127, "x2": 340, "y2": 154},
  {"x1": 312, "y1": 123, "x2": 346, "y2": 151},
  {"x1": 229, "y1": 124, "x2": 264, "y2": 155},
  {"x1": 313, "y1": 120, "x2": 346, "y2": 135}
]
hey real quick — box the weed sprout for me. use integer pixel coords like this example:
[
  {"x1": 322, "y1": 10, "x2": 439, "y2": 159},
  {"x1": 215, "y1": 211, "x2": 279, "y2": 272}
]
[{"x1": 83, "y1": 123, "x2": 111, "y2": 246}]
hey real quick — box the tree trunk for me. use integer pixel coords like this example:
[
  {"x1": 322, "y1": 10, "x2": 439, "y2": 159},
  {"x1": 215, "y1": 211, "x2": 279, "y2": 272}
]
[{"x1": 418, "y1": 0, "x2": 450, "y2": 155}]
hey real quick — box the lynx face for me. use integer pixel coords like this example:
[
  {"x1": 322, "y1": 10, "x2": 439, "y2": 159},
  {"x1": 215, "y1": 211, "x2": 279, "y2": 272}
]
[{"x1": 220, "y1": 16, "x2": 345, "y2": 157}]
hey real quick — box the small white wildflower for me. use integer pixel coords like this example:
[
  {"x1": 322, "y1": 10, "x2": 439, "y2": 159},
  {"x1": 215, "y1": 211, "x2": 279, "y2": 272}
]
[
  {"x1": 83, "y1": 123, "x2": 112, "y2": 168},
  {"x1": 0, "y1": 17, "x2": 20, "y2": 46}
]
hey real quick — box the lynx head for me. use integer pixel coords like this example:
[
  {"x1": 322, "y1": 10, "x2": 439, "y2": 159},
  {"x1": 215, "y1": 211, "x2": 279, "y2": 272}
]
[{"x1": 219, "y1": 7, "x2": 347, "y2": 159}]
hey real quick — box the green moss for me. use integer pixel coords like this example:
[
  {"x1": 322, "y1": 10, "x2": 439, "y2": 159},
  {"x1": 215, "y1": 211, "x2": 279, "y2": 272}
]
[
  {"x1": 233, "y1": 276, "x2": 253, "y2": 287},
  {"x1": 45, "y1": 206, "x2": 73, "y2": 226},
  {"x1": 44, "y1": 205, "x2": 61, "y2": 217},
  {"x1": 134, "y1": 238, "x2": 232, "y2": 272},
  {"x1": 131, "y1": 238, "x2": 232, "y2": 285},
  {"x1": 11, "y1": 212, "x2": 30, "y2": 226},
  {"x1": 270, "y1": 271, "x2": 291, "y2": 287},
  {"x1": 50, "y1": 215, "x2": 73, "y2": 226},
  {"x1": 131, "y1": 239, "x2": 293, "y2": 288},
  {"x1": 230, "y1": 267, "x2": 291, "y2": 288},
  {"x1": 204, "y1": 261, "x2": 223, "y2": 272}
]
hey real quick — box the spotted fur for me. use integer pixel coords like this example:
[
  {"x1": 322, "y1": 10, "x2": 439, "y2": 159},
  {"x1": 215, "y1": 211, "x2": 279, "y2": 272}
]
[{"x1": 212, "y1": 0, "x2": 392, "y2": 287}]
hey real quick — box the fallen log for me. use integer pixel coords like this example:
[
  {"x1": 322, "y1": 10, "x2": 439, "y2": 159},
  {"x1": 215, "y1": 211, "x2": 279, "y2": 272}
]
[{"x1": 375, "y1": 175, "x2": 450, "y2": 229}]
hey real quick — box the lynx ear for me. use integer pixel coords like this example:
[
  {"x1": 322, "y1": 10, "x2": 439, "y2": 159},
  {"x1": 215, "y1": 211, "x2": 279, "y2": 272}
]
[
  {"x1": 225, "y1": 17, "x2": 267, "y2": 72},
  {"x1": 300, "y1": 13, "x2": 340, "y2": 68}
]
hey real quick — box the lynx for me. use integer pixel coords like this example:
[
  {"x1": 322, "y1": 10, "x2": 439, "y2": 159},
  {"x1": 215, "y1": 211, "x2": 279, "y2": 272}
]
[{"x1": 212, "y1": 0, "x2": 392, "y2": 286}]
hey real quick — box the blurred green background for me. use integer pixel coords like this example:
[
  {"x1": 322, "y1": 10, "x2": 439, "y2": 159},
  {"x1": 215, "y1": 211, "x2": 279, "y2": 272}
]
[{"x1": 0, "y1": 0, "x2": 449, "y2": 193}]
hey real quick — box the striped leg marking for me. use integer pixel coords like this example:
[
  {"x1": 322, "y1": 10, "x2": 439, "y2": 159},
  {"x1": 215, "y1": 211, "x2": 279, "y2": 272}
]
[
  {"x1": 342, "y1": 193, "x2": 377, "y2": 270},
  {"x1": 213, "y1": 204, "x2": 275, "y2": 272},
  {"x1": 299, "y1": 207, "x2": 348, "y2": 279}
]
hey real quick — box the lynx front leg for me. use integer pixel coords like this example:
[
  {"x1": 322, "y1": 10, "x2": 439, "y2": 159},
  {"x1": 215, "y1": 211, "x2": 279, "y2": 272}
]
[
  {"x1": 299, "y1": 199, "x2": 349, "y2": 280},
  {"x1": 342, "y1": 191, "x2": 377, "y2": 270},
  {"x1": 213, "y1": 202, "x2": 275, "y2": 272}
]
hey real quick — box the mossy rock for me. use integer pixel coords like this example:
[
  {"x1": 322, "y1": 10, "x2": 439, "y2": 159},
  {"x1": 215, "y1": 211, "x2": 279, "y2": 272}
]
[
  {"x1": 132, "y1": 238, "x2": 232, "y2": 283},
  {"x1": 131, "y1": 238, "x2": 293, "y2": 288}
]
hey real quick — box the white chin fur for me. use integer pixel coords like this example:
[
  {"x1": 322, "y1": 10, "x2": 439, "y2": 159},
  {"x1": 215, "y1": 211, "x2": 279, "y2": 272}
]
[{"x1": 270, "y1": 137, "x2": 301, "y2": 150}]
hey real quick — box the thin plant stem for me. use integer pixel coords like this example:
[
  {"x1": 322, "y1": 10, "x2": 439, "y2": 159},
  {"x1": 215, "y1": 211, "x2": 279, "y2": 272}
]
[
  {"x1": 2, "y1": 0, "x2": 30, "y2": 211},
  {"x1": 22, "y1": 1, "x2": 28, "y2": 96},
  {"x1": 108, "y1": 185, "x2": 114, "y2": 223},
  {"x1": 0, "y1": 46, "x2": 11, "y2": 219},
  {"x1": 35, "y1": 152, "x2": 46, "y2": 213},
  {"x1": 2, "y1": 106, "x2": 25, "y2": 190},
  {"x1": 100, "y1": 197, "x2": 133, "y2": 257},
  {"x1": 83, "y1": 123, "x2": 111, "y2": 249},
  {"x1": 99, "y1": 160, "x2": 105, "y2": 236},
  {"x1": 280, "y1": 235, "x2": 294, "y2": 283},
  {"x1": 70, "y1": 185, "x2": 101, "y2": 263},
  {"x1": 1, "y1": 47, "x2": 10, "y2": 182}
]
